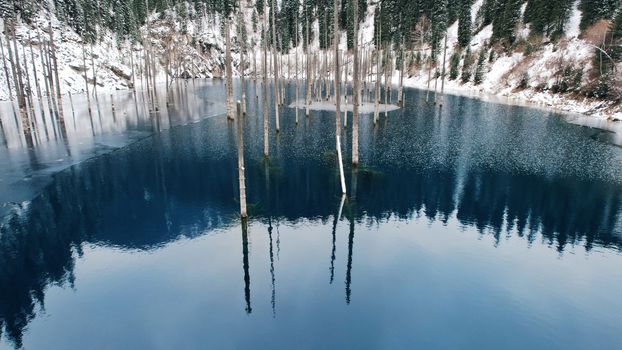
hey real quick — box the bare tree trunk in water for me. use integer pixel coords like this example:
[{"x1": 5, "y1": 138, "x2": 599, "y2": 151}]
[
  {"x1": 48, "y1": 18, "x2": 65, "y2": 127},
  {"x1": 271, "y1": 0, "x2": 280, "y2": 131},
  {"x1": 38, "y1": 32, "x2": 56, "y2": 126},
  {"x1": 254, "y1": 49, "x2": 258, "y2": 98},
  {"x1": 439, "y1": 34, "x2": 448, "y2": 107},
  {"x1": 433, "y1": 51, "x2": 438, "y2": 103},
  {"x1": 225, "y1": 16, "x2": 235, "y2": 120},
  {"x1": 305, "y1": 14, "x2": 310, "y2": 117},
  {"x1": 426, "y1": 56, "x2": 432, "y2": 103},
  {"x1": 352, "y1": 0, "x2": 360, "y2": 166},
  {"x1": 82, "y1": 42, "x2": 93, "y2": 120},
  {"x1": 0, "y1": 36, "x2": 14, "y2": 100},
  {"x1": 343, "y1": 50, "x2": 348, "y2": 129},
  {"x1": 130, "y1": 44, "x2": 136, "y2": 90},
  {"x1": 333, "y1": 0, "x2": 341, "y2": 150},
  {"x1": 374, "y1": 48, "x2": 381, "y2": 125},
  {"x1": 384, "y1": 50, "x2": 390, "y2": 117},
  {"x1": 29, "y1": 34, "x2": 49, "y2": 140},
  {"x1": 20, "y1": 37, "x2": 36, "y2": 124},
  {"x1": 262, "y1": 9, "x2": 270, "y2": 157},
  {"x1": 237, "y1": 3, "x2": 247, "y2": 115},
  {"x1": 295, "y1": 17, "x2": 299, "y2": 125},
  {"x1": 398, "y1": 40, "x2": 404, "y2": 107},
  {"x1": 279, "y1": 37, "x2": 285, "y2": 106},
  {"x1": 7, "y1": 21, "x2": 33, "y2": 146},
  {"x1": 151, "y1": 48, "x2": 159, "y2": 112},
  {"x1": 236, "y1": 101, "x2": 247, "y2": 218}
]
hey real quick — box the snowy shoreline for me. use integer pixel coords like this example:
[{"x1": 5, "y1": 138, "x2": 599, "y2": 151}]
[{"x1": 401, "y1": 77, "x2": 622, "y2": 121}]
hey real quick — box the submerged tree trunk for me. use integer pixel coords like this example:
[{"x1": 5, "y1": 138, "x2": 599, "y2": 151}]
[
  {"x1": 271, "y1": 0, "x2": 280, "y2": 132},
  {"x1": 29, "y1": 34, "x2": 49, "y2": 140},
  {"x1": 7, "y1": 21, "x2": 33, "y2": 147},
  {"x1": 0, "y1": 35, "x2": 14, "y2": 100},
  {"x1": 384, "y1": 50, "x2": 390, "y2": 117},
  {"x1": 352, "y1": 0, "x2": 360, "y2": 166},
  {"x1": 333, "y1": 0, "x2": 341, "y2": 149},
  {"x1": 426, "y1": 56, "x2": 432, "y2": 103},
  {"x1": 398, "y1": 40, "x2": 405, "y2": 106},
  {"x1": 225, "y1": 17, "x2": 235, "y2": 120},
  {"x1": 374, "y1": 48, "x2": 381, "y2": 125},
  {"x1": 305, "y1": 14, "x2": 310, "y2": 117},
  {"x1": 48, "y1": 19, "x2": 65, "y2": 128},
  {"x1": 236, "y1": 101, "x2": 247, "y2": 218},
  {"x1": 238, "y1": 5, "x2": 247, "y2": 115},
  {"x1": 295, "y1": 17, "x2": 300, "y2": 125},
  {"x1": 38, "y1": 32, "x2": 56, "y2": 127},
  {"x1": 343, "y1": 50, "x2": 348, "y2": 129},
  {"x1": 82, "y1": 42, "x2": 93, "y2": 120},
  {"x1": 439, "y1": 34, "x2": 448, "y2": 107},
  {"x1": 262, "y1": 9, "x2": 270, "y2": 157}
]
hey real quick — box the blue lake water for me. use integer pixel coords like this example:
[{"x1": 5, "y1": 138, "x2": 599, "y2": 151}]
[{"x1": 1, "y1": 80, "x2": 622, "y2": 349}]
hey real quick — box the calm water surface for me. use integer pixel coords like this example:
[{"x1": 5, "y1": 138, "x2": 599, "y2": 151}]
[{"x1": 1, "y1": 80, "x2": 622, "y2": 349}]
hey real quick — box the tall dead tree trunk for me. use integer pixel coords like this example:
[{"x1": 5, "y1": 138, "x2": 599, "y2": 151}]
[
  {"x1": 82, "y1": 42, "x2": 93, "y2": 120},
  {"x1": 262, "y1": 7, "x2": 270, "y2": 157},
  {"x1": 20, "y1": 37, "x2": 36, "y2": 123},
  {"x1": 0, "y1": 35, "x2": 14, "y2": 100},
  {"x1": 305, "y1": 14, "x2": 310, "y2": 117},
  {"x1": 352, "y1": 0, "x2": 360, "y2": 166},
  {"x1": 29, "y1": 34, "x2": 49, "y2": 140},
  {"x1": 398, "y1": 40, "x2": 404, "y2": 106},
  {"x1": 236, "y1": 101, "x2": 247, "y2": 218},
  {"x1": 48, "y1": 19, "x2": 65, "y2": 127},
  {"x1": 37, "y1": 31, "x2": 56, "y2": 127},
  {"x1": 295, "y1": 17, "x2": 299, "y2": 125},
  {"x1": 237, "y1": 4, "x2": 247, "y2": 115},
  {"x1": 333, "y1": 0, "x2": 341, "y2": 150},
  {"x1": 7, "y1": 21, "x2": 33, "y2": 147},
  {"x1": 439, "y1": 34, "x2": 448, "y2": 107},
  {"x1": 374, "y1": 48, "x2": 381, "y2": 125},
  {"x1": 384, "y1": 50, "x2": 390, "y2": 117},
  {"x1": 225, "y1": 16, "x2": 235, "y2": 120},
  {"x1": 343, "y1": 50, "x2": 348, "y2": 128},
  {"x1": 271, "y1": 0, "x2": 280, "y2": 131}
]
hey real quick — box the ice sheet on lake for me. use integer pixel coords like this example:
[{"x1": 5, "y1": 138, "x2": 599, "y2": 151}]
[{"x1": 288, "y1": 99, "x2": 400, "y2": 114}]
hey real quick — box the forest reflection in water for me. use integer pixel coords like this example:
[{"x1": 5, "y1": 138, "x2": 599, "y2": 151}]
[{"x1": 1, "y1": 80, "x2": 622, "y2": 349}]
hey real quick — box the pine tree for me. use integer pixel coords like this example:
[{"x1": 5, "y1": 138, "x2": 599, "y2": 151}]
[
  {"x1": 524, "y1": 0, "x2": 574, "y2": 38},
  {"x1": 478, "y1": 0, "x2": 496, "y2": 27},
  {"x1": 492, "y1": 0, "x2": 523, "y2": 46},
  {"x1": 579, "y1": 0, "x2": 620, "y2": 30},
  {"x1": 458, "y1": 0, "x2": 472, "y2": 47},
  {"x1": 430, "y1": 0, "x2": 448, "y2": 59},
  {"x1": 474, "y1": 46, "x2": 487, "y2": 84},
  {"x1": 449, "y1": 50, "x2": 460, "y2": 80},
  {"x1": 461, "y1": 47, "x2": 472, "y2": 83}
]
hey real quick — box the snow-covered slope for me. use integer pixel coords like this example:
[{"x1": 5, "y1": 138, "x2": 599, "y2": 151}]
[
  {"x1": 400, "y1": 0, "x2": 620, "y2": 120},
  {"x1": 0, "y1": 1, "x2": 620, "y2": 120}
]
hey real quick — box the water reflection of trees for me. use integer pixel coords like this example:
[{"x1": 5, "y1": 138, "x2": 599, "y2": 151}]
[{"x1": 1, "y1": 113, "x2": 622, "y2": 347}]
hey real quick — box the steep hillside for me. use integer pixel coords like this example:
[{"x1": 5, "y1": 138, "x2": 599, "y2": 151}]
[{"x1": 0, "y1": 0, "x2": 620, "y2": 119}]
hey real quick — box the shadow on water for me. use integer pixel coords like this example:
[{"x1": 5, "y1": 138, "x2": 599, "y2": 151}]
[{"x1": 0, "y1": 81, "x2": 621, "y2": 347}]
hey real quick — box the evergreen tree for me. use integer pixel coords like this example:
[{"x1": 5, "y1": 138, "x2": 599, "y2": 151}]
[
  {"x1": 474, "y1": 46, "x2": 487, "y2": 84},
  {"x1": 524, "y1": 0, "x2": 574, "y2": 38},
  {"x1": 478, "y1": 0, "x2": 496, "y2": 27},
  {"x1": 461, "y1": 46, "x2": 472, "y2": 83},
  {"x1": 458, "y1": 0, "x2": 472, "y2": 47},
  {"x1": 449, "y1": 50, "x2": 460, "y2": 80},
  {"x1": 492, "y1": 0, "x2": 522, "y2": 46},
  {"x1": 579, "y1": 0, "x2": 620, "y2": 30},
  {"x1": 430, "y1": 0, "x2": 448, "y2": 59}
]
